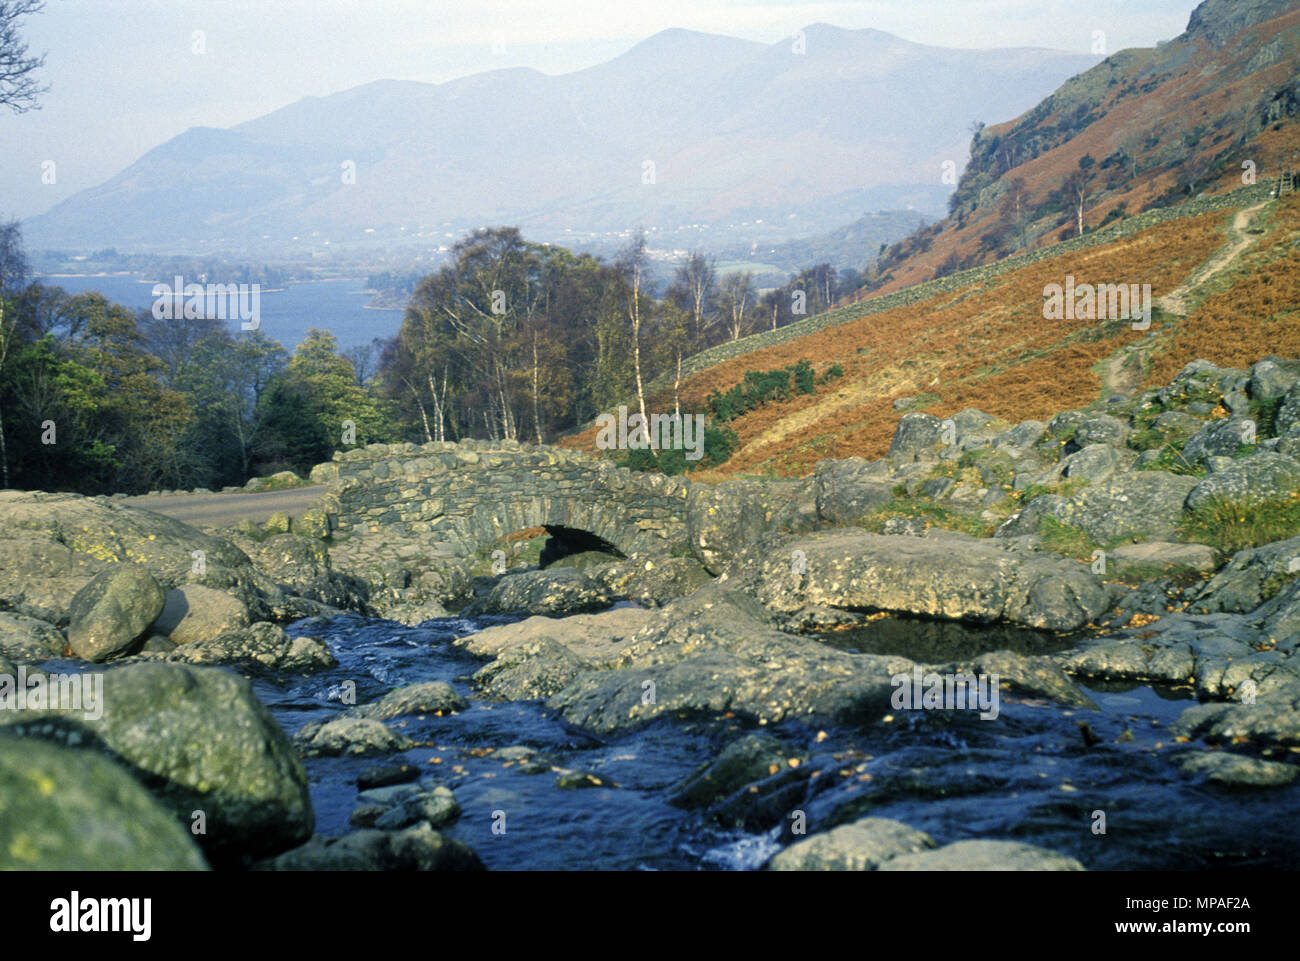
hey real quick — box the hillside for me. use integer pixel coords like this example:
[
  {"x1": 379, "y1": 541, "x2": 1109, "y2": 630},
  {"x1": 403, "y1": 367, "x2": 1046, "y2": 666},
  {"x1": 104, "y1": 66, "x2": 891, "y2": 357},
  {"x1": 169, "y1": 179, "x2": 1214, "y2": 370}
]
[
  {"x1": 552, "y1": 0, "x2": 1300, "y2": 479},
  {"x1": 851, "y1": 0, "x2": 1300, "y2": 297},
  {"x1": 21, "y1": 26, "x2": 1097, "y2": 254}
]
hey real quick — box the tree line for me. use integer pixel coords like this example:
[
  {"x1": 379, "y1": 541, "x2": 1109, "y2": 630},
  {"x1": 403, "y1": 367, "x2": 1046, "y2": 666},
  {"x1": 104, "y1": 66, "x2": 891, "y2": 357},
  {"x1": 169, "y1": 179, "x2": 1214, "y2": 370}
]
[{"x1": 0, "y1": 222, "x2": 846, "y2": 495}]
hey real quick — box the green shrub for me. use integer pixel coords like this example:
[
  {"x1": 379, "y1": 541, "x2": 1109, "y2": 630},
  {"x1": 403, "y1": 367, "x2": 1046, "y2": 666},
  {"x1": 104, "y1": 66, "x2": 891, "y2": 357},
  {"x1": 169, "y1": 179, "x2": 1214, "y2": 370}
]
[{"x1": 622, "y1": 422, "x2": 739, "y2": 475}]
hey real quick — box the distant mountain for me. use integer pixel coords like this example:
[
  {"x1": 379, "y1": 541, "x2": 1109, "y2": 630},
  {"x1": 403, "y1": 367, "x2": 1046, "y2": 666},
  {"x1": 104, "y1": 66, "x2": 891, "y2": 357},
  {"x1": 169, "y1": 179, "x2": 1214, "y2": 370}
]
[
  {"x1": 23, "y1": 25, "x2": 1099, "y2": 255},
  {"x1": 854, "y1": 0, "x2": 1300, "y2": 296}
]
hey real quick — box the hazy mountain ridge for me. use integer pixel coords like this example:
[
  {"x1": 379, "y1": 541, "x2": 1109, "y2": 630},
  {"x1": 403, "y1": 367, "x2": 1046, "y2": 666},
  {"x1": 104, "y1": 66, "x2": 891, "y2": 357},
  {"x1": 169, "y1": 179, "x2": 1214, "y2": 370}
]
[
  {"x1": 850, "y1": 0, "x2": 1300, "y2": 296},
  {"x1": 24, "y1": 24, "x2": 1099, "y2": 254}
]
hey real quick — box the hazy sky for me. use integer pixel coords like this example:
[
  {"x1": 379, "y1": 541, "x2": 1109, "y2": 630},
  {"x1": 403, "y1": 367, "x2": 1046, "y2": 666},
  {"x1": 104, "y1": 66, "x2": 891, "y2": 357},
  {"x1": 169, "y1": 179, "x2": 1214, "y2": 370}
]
[{"x1": 2, "y1": 0, "x2": 1202, "y2": 221}]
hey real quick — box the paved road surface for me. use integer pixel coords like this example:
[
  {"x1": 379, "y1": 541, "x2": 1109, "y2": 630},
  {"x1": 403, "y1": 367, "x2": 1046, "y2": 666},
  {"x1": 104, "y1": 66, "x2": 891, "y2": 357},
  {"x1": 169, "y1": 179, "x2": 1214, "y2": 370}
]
[{"x1": 119, "y1": 486, "x2": 328, "y2": 528}]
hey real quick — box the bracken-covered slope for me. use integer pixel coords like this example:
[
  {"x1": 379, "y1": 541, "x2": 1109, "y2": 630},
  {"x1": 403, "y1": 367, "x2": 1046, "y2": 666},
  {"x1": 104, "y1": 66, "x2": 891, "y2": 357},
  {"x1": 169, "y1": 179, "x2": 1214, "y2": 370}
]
[{"x1": 854, "y1": 0, "x2": 1300, "y2": 297}]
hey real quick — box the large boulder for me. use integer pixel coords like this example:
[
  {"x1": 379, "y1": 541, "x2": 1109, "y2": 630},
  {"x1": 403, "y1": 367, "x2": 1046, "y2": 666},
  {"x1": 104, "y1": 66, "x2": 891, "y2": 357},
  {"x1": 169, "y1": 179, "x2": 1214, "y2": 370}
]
[
  {"x1": 1247, "y1": 358, "x2": 1300, "y2": 403},
  {"x1": 1182, "y1": 416, "x2": 1257, "y2": 465},
  {"x1": 152, "y1": 584, "x2": 251, "y2": 645},
  {"x1": 0, "y1": 491, "x2": 268, "y2": 626},
  {"x1": 889, "y1": 413, "x2": 947, "y2": 461},
  {"x1": 246, "y1": 533, "x2": 364, "y2": 611},
  {"x1": 546, "y1": 586, "x2": 914, "y2": 734},
  {"x1": 66, "y1": 565, "x2": 166, "y2": 662},
  {"x1": 595, "y1": 554, "x2": 713, "y2": 608},
  {"x1": 470, "y1": 567, "x2": 611, "y2": 617},
  {"x1": 0, "y1": 662, "x2": 313, "y2": 865},
  {"x1": 1074, "y1": 415, "x2": 1130, "y2": 448},
  {"x1": 999, "y1": 471, "x2": 1199, "y2": 544},
  {"x1": 293, "y1": 716, "x2": 414, "y2": 758},
  {"x1": 814, "y1": 458, "x2": 896, "y2": 526},
  {"x1": 740, "y1": 530, "x2": 1109, "y2": 632},
  {"x1": 0, "y1": 612, "x2": 66, "y2": 662},
  {"x1": 769, "y1": 817, "x2": 936, "y2": 871},
  {"x1": 1185, "y1": 452, "x2": 1300, "y2": 511},
  {"x1": 0, "y1": 735, "x2": 209, "y2": 870},
  {"x1": 687, "y1": 478, "x2": 815, "y2": 574}
]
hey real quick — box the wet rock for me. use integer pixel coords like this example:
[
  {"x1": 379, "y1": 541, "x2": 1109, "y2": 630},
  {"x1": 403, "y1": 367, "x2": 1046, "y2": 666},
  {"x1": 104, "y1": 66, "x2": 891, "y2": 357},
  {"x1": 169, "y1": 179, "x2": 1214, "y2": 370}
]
[
  {"x1": 458, "y1": 607, "x2": 651, "y2": 701},
  {"x1": 0, "y1": 662, "x2": 313, "y2": 864},
  {"x1": 741, "y1": 529, "x2": 1108, "y2": 632},
  {"x1": 357, "y1": 762, "x2": 422, "y2": 790},
  {"x1": 293, "y1": 716, "x2": 414, "y2": 758},
  {"x1": 670, "y1": 733, "x2": 797, "y2": 809},
  {"x1": 769, "y1": 817, "x2": 936, "y2": 871},
  {"x1": 1185, "y1": 452, "x2": 1300, "y2": 511},
  {"x1": 372, "y1": 786, "x2": 460, "y2": 829},
  {"x1": 66, "y1": 565, "x2": 166, "y2": 662},
  {"x1": 1173, "y1": 688, "x2": 1300, "y2": 748},
  {"x1": 254, "y1": 823, "x2": 484, "y2": 871},
  {"x1": 878, "y1": 839, "x2": 1085, "y2": 870},
  {"x1": 152, "y1": 584, "x2": 251, "y2": 645},
  {"x1": 0, "y1": 735, "x2": 209, "y2": 870},
  {"x1": 348, "y1": 680, "x2": 467, "y2": 720},
  {"x1": 546, "y1": 586, "x2": 913, "y2": 734},
  {"x1": 1177, "y1": 750, "x2": 1298, "y2": 787},
  {"x1": 556, "y1": 771, "x2": 613, "y2": 789},
  {"x1": 949, "y1": 650, "x2": 1098, "y2": 710},
  {"x1": 154, "y1": 621, "x2": 335, "y2": 672},
  {"x1": 0, "y1": 611, "x2": 65, "y2": 662}
]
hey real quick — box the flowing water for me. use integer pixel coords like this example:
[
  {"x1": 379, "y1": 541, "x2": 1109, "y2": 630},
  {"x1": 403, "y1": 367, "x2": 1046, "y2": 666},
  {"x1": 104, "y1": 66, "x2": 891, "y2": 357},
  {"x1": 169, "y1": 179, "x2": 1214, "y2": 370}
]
[{"x1": 244, "y1": 611, "x2": 1300, "y2": 871}]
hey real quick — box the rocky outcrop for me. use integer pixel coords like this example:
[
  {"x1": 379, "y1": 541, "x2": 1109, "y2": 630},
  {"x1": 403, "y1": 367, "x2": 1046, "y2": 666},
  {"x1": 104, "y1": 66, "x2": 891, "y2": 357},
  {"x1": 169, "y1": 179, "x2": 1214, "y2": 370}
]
[
  {"x1": 66, "y1": 565, "x2": 166, "y2": 662},
  {"x1": 0, "y1": 735, "x2": 209, "y2": 870},
  {"x1": 734, "y1": 529, "x2": 1109, "y2": 632},
  {"x1": 0, "y1": 662, "x2": 313, "y2": 864}
]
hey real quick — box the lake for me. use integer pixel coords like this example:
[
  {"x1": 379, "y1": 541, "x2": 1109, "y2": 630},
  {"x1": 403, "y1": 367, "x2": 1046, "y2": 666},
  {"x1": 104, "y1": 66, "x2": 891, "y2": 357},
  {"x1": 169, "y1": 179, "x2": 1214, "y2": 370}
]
[{"x1": 36, "y1": 274, "x2": 405, "y2": 351}]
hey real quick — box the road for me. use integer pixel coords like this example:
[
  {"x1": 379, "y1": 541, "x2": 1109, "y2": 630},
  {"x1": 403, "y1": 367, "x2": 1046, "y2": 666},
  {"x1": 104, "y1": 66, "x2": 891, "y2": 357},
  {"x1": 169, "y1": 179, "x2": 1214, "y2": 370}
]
[{"x1": 119, "y1": 485, "x2": 329, "y2": 528}]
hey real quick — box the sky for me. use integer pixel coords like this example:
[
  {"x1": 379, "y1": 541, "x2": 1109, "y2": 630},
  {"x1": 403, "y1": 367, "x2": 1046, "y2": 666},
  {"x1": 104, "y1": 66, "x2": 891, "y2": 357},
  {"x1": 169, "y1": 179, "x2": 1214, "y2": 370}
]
[{"x1": 1, "y1": 0, "x2": 1203, "y2": 221}]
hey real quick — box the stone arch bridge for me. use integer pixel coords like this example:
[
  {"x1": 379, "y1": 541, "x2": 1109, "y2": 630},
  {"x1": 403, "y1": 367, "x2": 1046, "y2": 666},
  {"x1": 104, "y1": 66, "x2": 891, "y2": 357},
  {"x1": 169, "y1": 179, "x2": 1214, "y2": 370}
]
[{"x1": 309, "y1": 440, "x2": 696, "y2": 561}]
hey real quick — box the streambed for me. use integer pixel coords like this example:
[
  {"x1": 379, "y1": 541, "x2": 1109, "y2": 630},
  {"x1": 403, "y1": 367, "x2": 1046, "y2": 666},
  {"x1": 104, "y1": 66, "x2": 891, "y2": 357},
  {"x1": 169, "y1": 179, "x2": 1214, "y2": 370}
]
[{"x1": 254, "y1": 611, "x2": 1300, "y2": 870}]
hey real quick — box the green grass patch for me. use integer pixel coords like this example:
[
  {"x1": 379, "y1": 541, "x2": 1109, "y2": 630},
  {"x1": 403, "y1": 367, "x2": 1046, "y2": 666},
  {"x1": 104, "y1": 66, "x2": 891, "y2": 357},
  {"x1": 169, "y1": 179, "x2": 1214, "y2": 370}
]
[
  {"x1": 1178, "y1": 494, "x2": 1300, "y2": 555},
  {"x1": 1037, "y1": 515, "x2": 1101, "y2": 560},
  {"x1": 861, "y1": 497, "x2": 995, "y2": 538}
]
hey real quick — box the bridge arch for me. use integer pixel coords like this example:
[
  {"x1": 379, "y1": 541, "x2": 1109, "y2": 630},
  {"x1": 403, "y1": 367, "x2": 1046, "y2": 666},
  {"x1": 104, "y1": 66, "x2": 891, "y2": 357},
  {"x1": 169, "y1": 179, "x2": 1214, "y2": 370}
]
[{"x1": 316, "y1": 441, "x2": 691, "y2": 561}]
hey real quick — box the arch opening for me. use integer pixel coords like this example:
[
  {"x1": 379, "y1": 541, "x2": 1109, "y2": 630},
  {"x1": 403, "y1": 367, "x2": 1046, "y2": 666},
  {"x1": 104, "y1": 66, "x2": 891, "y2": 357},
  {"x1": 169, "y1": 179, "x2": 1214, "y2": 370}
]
[{"x1": 539, "y1": 525, "x2": 626, "y2": 568}]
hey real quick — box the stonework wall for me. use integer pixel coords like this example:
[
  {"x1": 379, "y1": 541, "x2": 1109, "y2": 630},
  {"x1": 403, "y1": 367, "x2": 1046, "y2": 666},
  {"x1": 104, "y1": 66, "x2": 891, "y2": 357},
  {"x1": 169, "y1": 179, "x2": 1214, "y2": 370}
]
[{"x1": 310, "y1": 440, "x2": 693, "y2": 558}]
